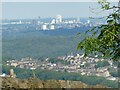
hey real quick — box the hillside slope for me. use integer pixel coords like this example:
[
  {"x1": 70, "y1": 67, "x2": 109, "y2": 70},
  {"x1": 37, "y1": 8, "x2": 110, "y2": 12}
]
[{"x1": 1, "y1": 77, "x2": 107, "y2": 89}]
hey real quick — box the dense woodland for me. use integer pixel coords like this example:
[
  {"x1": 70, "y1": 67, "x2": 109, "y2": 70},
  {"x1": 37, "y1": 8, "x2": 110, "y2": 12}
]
[{"x1": 2, "y1": 27, "x2": 89, "y2": 59}]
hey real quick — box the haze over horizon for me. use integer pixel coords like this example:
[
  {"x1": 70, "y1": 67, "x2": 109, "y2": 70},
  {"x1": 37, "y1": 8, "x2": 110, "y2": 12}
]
[{"x1": 2, "y1": 2, "x2": 116, "y2": 19}]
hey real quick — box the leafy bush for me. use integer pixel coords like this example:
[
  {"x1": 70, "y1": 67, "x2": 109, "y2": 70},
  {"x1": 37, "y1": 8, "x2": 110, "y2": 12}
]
[{"x1": 95, "y1": 61, "x2": 110, "y2": 68}]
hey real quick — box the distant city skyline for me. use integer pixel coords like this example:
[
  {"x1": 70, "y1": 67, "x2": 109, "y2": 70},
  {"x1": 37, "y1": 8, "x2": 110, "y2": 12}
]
[{"x1": 2, "y1": 2, "x2": 117, "y2": 19}]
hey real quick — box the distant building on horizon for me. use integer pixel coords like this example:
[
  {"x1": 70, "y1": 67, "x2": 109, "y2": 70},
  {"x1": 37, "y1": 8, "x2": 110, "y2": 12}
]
[
  {"x1": 51, "y1": 19, "x2": 56, "y2": 24},
  {"x1": 50, "y1": 24, "x2": 55, "y2": 30},
  {"x1": 56, "y1": 15, "x2": 62, "y2": 24},
  {"x1": 42, "y1": 24, "x2": 48, "y2": 30}
]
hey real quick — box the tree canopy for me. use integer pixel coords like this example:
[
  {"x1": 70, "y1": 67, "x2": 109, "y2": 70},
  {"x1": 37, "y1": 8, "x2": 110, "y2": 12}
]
[
  {"x1": 95, "y1": 61, "x2": 110, "y2": 68},
  {"x1": 77, "y1": 0, "x2": 120, "y2": 61}
]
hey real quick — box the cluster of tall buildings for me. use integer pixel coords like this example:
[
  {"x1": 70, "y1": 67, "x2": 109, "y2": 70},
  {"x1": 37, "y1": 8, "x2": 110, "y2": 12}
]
[
  {"x1": 39, "y1": 15, "x2": 95, "y2": 30},
  {"x1": 41, "y1": 15, "x2": 62, "y2": 30}
]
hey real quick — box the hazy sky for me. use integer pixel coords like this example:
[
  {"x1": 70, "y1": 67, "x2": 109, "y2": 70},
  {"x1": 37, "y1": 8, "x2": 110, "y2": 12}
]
[
  {"x1": 1, "y1": 0, "x2": 119, "y2": 2},
  {"x1": 2, "y1": 2, "x2": 117, "y2": 19}
]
